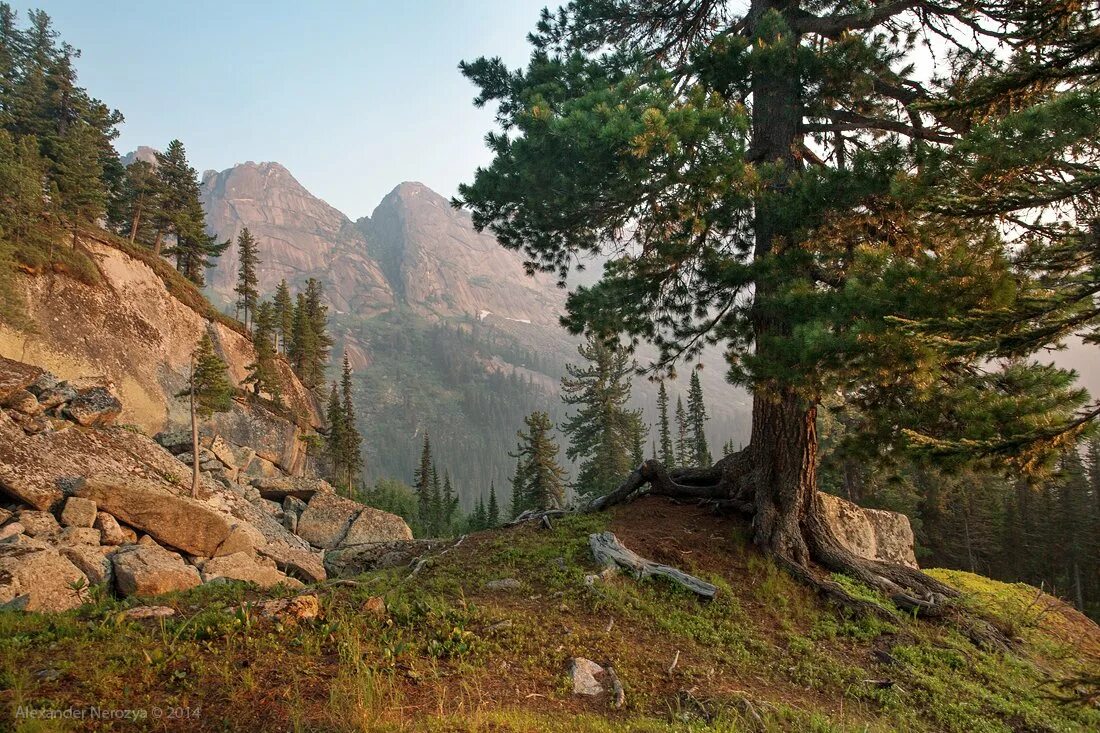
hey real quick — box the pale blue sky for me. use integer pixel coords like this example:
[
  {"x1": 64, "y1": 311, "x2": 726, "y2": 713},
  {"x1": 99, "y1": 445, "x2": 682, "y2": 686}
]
[{"x1": 29, "y1": 0, "x2": 548, "y2": 218}]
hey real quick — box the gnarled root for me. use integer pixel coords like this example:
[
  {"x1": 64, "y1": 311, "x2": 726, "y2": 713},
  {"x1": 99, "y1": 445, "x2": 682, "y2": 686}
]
[{"x1": 585, "y1": 451, "x2": 1012, "y2": 651}]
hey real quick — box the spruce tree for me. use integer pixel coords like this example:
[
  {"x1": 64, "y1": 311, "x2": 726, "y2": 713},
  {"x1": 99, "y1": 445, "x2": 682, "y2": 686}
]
[
  {"x1": 413, "y1": 433, "x2": 433, "y2": 531},
  {"x1": 456, "y1": 0, "x2": 1100, "y2": 606},
  {"x1": 656, "y1": 380, "x2": 675, "y2": 467},
  {"x1": 560, "y1": 334, "x2": 644, "y2": 497},
  {"x1": 243, "y1": 299, "x2": 282, "y2": 403},
  {"x1": 339, "y1": 352, "x2": 363, "y2": 490},
  {"x1": 234, "y1": 227, "x2": 260, "y2": 330},
  {"x1": 674, "y1": 397, "x2": 689, "y2": 468},
  {"x1": 273, "y1": 278, "x2": 293, "y2": 355},
  {"x1": 487, "y1": 481, "x2": 500, "y2": 527},
  {"x1": 325, "y1": 381, "x2": 347, "y2": 492},
  {"x1": 429, "y1": 466, "x2": 443, "y2": 536},
  {"x1": 177, "y1": 333, "x2": 233, "y2": 498},
  {"x1": 116, "y1": 159, "x2": 160, "y2": 245},
  {"x1": 687, "y1": 371, "x2": 711, "y2": 466},
  {"x1": 155, "y1": 140, "x2": 226, "y2": 282},
  {"x1": 509, "y1": 456, "x2": 526, "y2": 519},
  {"x1": 513, "y1": 411, "x2": 567, "y2": 511}
]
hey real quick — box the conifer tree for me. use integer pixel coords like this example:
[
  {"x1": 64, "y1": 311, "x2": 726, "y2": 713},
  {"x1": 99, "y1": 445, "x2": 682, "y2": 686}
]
[
  {"x1": 273, "y1": 278, "x2": 293, "y2": 355},
  {"x1": 442, "y1": 471, "x2": 459, "y2": 533},
  {"x1": 116, "y1": 159, "x2": 159, "y2": 245},
  {"x1": 656, "y1": 380, "x2": 675, "y2": 467},
  {"x1": 234, "y1": 227, "x2": 260, "y2": 330},
  {"x1": 674, "y1": 396, "x2": 689, "y2": 468},
  {"x1": 155, "y1": 140, "x2": 226, "y2": 282},
  {"x1": 413, "y1": 433, "x2": 434, "y2": 530},
  {"x1": 457, "y1": 0, "x2": 1100, "y2": 608},
  {"x1": 509, "y1": 456, "x2": 526, "y2": 519},
  {"x1": 429, "y1": 466, "x2": 443, "y2": 536},
  {"x1": 243, "y1": 299, "x2": 282, "y2": 403},
  {"x1": 687, "y1": 371, "x2": 711, "y2": 466},
  {"x1": 560, "y1": 335, "x2": 644, "y2": 497},
  {"x1": 177, "y1": 333, "x2": 233, "y2": 498},
  {"x1": 339, "y1": 352, "x2": 363, "y2": 490},
  {"x1": 513, "y1": 411, "x2": 567, "y2": 511},
  {"x1": 325, "y1": 381, "x2": 347, "y2": 492},
  {"x1": 472, "y1": 496, "x2": 487, "y2": 531},
  {"x1": 487, "y1": 482, "x2": 500, "y2": 527}
]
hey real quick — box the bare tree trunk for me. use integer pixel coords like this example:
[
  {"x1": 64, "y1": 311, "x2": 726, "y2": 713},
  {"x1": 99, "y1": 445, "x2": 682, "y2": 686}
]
[
  {"x1": 189, "y1": 354, "x2": 200, "y2": 499},
  {"x1": 153, "y1": 230, "x2": 164, "y2": 257},
  {"x1": 128, "y1": 198, "x2": 143, "y2": 245}
]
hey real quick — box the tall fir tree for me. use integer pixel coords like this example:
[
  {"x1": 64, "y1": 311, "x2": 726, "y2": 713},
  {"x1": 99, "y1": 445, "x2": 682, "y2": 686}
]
[
  {"x1": 339, "y1": 352, "x2": 364, "y2": 491},
  {"x1": 674, "y1": 396, "x2": 689, "y2": 468},
  {"x1": 176, "y1": 333, "x2": 233, "y2": 498},
  {"x1": 513, "y1": 411, "x2": 568, "y2": 511},
  {"x1": 272, "y1": 278, "x2": 293, "y2": 355},
  {"x1": 234, "y1": 227, "x2": 260, "y2": 330},
  {"x1": 243, "y1": 299, "x2": 282, "y2": 403},
  {"x1": 509, "y1": 456, "x2": 527, "y2": 519},
  {"x1": 560, "y1": 335, "x2": 644, "y2": 497},
  {"x1": 686, "y1": 371, "x2": 711, "y2": 466},
  {"x1": 413, "y1": 433, "x2": 434, "y2": 532},
  {"x1": 656, "y1": 380, "x2": 675, "y2": 467},
  {"x1": 155, "y1": 139, "x2": 226, "y2": 282},
  {"x1": 115, "y1": 159, "x2": 160, "y2": 245},
  {"x1": 324, "y1": 381, "x2": 348, "y2": 493},
  {"x1": 487, "y1": 482, "x2": 500, "y2": 528}
]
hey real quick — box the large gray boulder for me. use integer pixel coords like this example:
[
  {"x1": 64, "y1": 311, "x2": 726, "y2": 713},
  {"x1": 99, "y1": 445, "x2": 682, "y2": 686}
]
[
  {"x1": 112, "y1": 544, "x2": 201, "y2": 597},
  {"x1": 818, "y1": 493, "x2": 918, "y2": 568},
  {"x1": 74, "y1": 476, "x2": 253, "y2": 557},
  {"x1": 60, "y1": 497, "x2": 98, "y2": 527},
  {"x1": 343, "y1": 506, "x2": 414, "y2": 546},
  {"x1": 296, "y1": 493, "x2": 413, "y2": 551},
  {"x1": 200, "y1": 551, "x2": 303, "y2": 589},
  {"x1": 63, "y1": 387, "x2": 123, "y2": 427},
  {"x1": 0, "y1": 544, "x2": 86, "y2": 611},
  {"x1": 60, "y1": 545, "x2": 113, "y2": 585}
]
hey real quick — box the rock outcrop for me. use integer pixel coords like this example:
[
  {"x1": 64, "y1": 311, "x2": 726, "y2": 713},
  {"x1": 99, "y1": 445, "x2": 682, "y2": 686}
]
[
  {"x1": 112, "y1": 544, "x2": 202, "y2": 597},
  {"x1": 0, "y1": 544, "x2": 87, "y2": 611}
]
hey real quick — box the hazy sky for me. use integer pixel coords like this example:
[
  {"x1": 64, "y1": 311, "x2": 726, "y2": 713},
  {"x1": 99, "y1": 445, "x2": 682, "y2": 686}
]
[{"x1": 31, "y1": 0, "x2": 548, "y2": 219}]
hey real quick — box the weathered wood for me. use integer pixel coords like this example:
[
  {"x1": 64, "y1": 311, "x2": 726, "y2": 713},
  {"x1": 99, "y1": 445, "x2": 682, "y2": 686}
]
[
  {"x1": 606, "y1": 665, "x2": 625, "y2": 709},
  {"x1": 588, "y1": 531, "x2": 718, "y2": 600},
  {"x1": 508, "y1": 508, "x2": 569, "y2": 526}
]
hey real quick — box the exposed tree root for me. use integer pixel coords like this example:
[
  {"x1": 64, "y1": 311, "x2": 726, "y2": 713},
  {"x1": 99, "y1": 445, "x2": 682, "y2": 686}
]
[{"x1": 586, "y1": 451, "x2": 1013, "y2": 651}]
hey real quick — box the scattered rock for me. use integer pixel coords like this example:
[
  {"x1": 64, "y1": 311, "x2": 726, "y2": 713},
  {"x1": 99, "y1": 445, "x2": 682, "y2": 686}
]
[
  {"x1": 0, "y1": 356, "x2": 44, "y2": 404},
  {"x1": 74, "y1": 475, "x2": 253, "y2": 557},
  {"x1": 252, "y1": 476, "x2": 335, "y2": 502},
  {"x1": 295, "y1": 493, "x2": 362, "y2": 550},
  {"x1": 0, "y1": 544, "x2": 87, "y2": 612},
  {"x1": 9, "y1": 411, "x2": 50, "y2": 434},
  {"x1": 342, "y1": 505, "x2": 414, "y2": 546},
  {"x1": 569, "y1": 657, "x2": 606, "y2": 696},
  {"x1": 281, "y1": 510, "x2": 298, "y2": 535},
  {"x1": 112, "y1": 545, "x2": 202, "y2": 597},
  {"x1": 60, "y1": 545, "x2": 113, "y2": 584},
  {"x1": 0, "y1": 507, "x2": 11, "y2": 525},
  {"x1": 209, "y1": 436, "x2": 255, "y2": 472},
  {"x1": 58, "y1": 527, "x2": 102, "y2": 546},
  {"x1": 60, "y1": 497, "x2": 98, "y2": 528},
  {"x1": 818, "y1": 493, "x2": 918, "y2": 569},
  {"x1": 63, "y1": 387, "x2": 123, "y2": 427},
  {"x1": 177, "y1": 448, "x2": 216, "y2": 466},
  {"x1": 255, "y1": 544, "x2": 327, "y2": 584},
  {"x1": 240, "y1": 454, "x2": 283, "y2": 480},
  {"x1": 154, "y1": 430, "x2": 193, "y2": 455},
  {"x1": 485, "y1": 578, "x2": 522, "y2": 592},
  {"x1": 4, "y1": 390, "x2": 41, "y2": 415},
  {"x1": 95, "y1": 512, "x2": 127, "y2": 545},
  {"x1": 201, "y1": 551, "x2": 304, "y2": 589},
  {"x1": 252, "y1": 594, "x2": 320, "y2": 625},
  {"x1": 122, "y1": 605, "x2": 176, "y2": 620},
  {"x1": 25, "y1": 372, "x2": 59, "y2": 397},
  {"x1": 363, "y1": 596, "x2": 387, "y2": 618},
  {"x1": 0, "y1": 459, "x2": 62, "y2": 511},
  {"x1": 35, "y1": 382, "x2": 77, "y2": 410},
  {"x1": 282, "y1": 495, "x2": 307, "y2": 517},
  {"x1": 16, "y1": 509, "x2": 60, "y2": 538},
  {"x1": 0, "y1": 522, "x2": 25, "y2": 543}
]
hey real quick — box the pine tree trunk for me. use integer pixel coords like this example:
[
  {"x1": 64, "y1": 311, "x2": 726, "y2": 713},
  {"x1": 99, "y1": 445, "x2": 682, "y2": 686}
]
[
  {"x1": 153, "y1": 230, "x2": 164, "y2": 256},
  {"x1": 189, "y1": 355, "x2": 200, "y2": 499},
  {"x1": 129, "y1": 198, "x2": 142, "y2": 245}
]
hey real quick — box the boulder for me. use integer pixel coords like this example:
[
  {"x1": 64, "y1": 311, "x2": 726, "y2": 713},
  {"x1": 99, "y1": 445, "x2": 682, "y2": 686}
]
[
  {"x1": 251, "y1": 594, "x2": 320, "y2": 625},
  {"x1": 4, "y1": 390, "x2": 41, "y2": 416},
  {"x1": 282, "y1": 495, "x2": 307, "y2": 517},
  {"x1": 177, "y1": 448, "x2": 216, "y2": 466},
  {"x1": 252, "y1": 476, "x2": 335, "y2": 502},
  {"x1": 818, "y1": 493, "x2": 918, "y2": 569},
  {"x1": 112, "y1": 545, "x2": 202, "y2": 597},
  {"x1": 0, "y1": 507, "x2": 10, "y2": 525},
  {"x1": 281, "y1": 511, "x2": 298, "y2": 535},
  {"x1": 9, "y1": 411, "x2": 50, "y2": 434},
  {"x1": 0, "y1": 357, "x2": 43, "y2": 404},
  {"x1": 0, "y1": 460, "x2": 62, "y2": 511},
  {"x1": 342, "y1": 505, "x2": 414, "y2": 546},
  {"x1": 35, "y1": 382, "x2": 77, "y2": 410},
  {"x1": 485, "y1": 578, "x2": 522, "y2": 592},
  {"x1": 60, "y1": 545, "x2": 113, "y2": 584},
  {"x1": 25, "y1": 372, "x2": 59, "y2": 397},
  {"x1": 0, "y1": 522, "x2": 25, "y2": 543},
  {"x1": 58, "y1": 527, "x2": 102, "y2": 546},
  {"x1": 569, "y1": 658, "x2": 606, "y2": 696},
  {"x1": 0, "y1": 544, "x2": 86, "y2": 612},
  {"x1": 60, "y1": 497, "x2": 98, "y2": 527},
  {"x1": 241, "y1": 454, "x2": 283, "y2": 480},
  {"x1": 256, "y1": 543, "x2": 327, "y2": 584},
  {"x1": 95, "y1": 512, "x2": 127, "y2": 545},
  {"x1": 295, "y1": 493, "x2": 361, "y2": 550},
  {"x1": 154, "y1": 430, "x2": 193, "y2": 455},
  {"x1": 63, "y1": 387, "x2": 123, "y2": 427},
  {"x1": 74, "y1": 476, "x2": 253, "y2": 558},
  {"x1": 200, "y1": 551, "x2": 304, "y2": 589},
  {"x1": 209, "y1": 436, "x2": 255, "y2": 472},
  {"x1": 16, "y1": 509, "x2": 60, "y2": 538}
]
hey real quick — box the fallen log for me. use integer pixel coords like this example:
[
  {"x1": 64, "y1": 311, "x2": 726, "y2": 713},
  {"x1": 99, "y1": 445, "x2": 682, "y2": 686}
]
[{"x1": 588, "y1": 531, "x2": 718, "y2": 600}]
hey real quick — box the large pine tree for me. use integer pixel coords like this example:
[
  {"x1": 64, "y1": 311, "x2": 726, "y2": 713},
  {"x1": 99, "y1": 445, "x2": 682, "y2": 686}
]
[
  {"x1": 339, "y1": 352, "x2": 364, "y2": 490},
  {"x1": 176, "y1": 333, "x2": 233, "y2": 498},
  {"x1": 155, "y1": 139, "x2": 226, "y2": 282},
  {"x1": 686, "y1": 371, "x2": 711, "y2": 466},
  {"x1": 243, "y1": 299, "x2": 282, "y2": 403},
  {"x1": 234, "y1": 227, "x2": 260, "y2": 330},
  {"x1": 656, "y1": 380, "x2": 675, "y2": 468},
  {"x1": 513, "y1": 411, "x2": 568, "y2": 511},
  {"x1": 272, "y1": 278, "x2": 294, "y2": 355},
  {"x1": 457, "y1": 1, "x2": 1100, "y2": 612},
  {"x1": 560, "y1": 334, "x2": 645, "y2": 497}
]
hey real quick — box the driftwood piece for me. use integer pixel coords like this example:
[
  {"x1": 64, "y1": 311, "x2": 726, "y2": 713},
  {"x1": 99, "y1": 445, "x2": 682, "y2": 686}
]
[
  {"x1": 606, "y1": 665, "x2": 626, "y2": 708},
  {"x1": 508, "y1": 508, "x2": 569, "y2": 526},
  {"x1": 588, "y1": 531, "x2": 718, "y2": 600}
]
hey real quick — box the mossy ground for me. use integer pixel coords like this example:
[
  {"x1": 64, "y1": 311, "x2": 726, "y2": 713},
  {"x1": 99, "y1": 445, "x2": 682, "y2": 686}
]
[{"x1": 2, "y1": 497, "x2": 1097, "y2": 732}]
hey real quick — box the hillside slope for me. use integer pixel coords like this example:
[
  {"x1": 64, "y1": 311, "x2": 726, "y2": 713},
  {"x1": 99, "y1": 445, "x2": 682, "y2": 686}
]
[{"x1": 2, "y1": 496, "x2": 1096, "y2": 731}]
